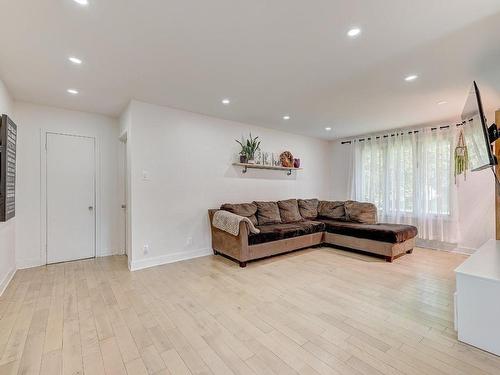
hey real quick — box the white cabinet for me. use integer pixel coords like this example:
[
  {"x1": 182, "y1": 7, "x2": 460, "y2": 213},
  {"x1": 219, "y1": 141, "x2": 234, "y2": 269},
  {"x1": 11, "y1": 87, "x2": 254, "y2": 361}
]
[{"x1": 455, "y1": 239, "x2": 500, "y2": 356}]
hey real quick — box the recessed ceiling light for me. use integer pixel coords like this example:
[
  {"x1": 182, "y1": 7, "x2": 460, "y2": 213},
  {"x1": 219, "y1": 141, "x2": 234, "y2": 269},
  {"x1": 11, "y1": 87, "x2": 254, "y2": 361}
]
[
  {"x1": 405, "y1": 74, "x2": 418, "y2": 82},
  {"x1": 73, "y1": 0, "x2": 89, "y2": 5},
  {"x1": 68, "y1": 56, "x2": 82, "y2": 65},
  {"x1": 347, "y1": 27, "x2": 361, "y2": 37},
  {"x1": 325, "y1": 127, "x2": 332, "y2": 131},
  {"x1": 283, "y1": 115, "x2": 291, "y2": 120},
  {"x1": 67, "y1": 89, "x2": 79, "y2": 95},
  {"x1": 437, "y1": 100, "x2": 448, "y2": 105},
  {"x1": 221, "y1": 98, "x2": 230, "y2": 105}
]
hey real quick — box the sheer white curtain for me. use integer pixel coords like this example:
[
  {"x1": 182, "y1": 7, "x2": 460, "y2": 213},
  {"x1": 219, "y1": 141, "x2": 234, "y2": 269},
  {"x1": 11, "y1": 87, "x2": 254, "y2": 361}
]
[{"x1": 349, "y1": 128, "x2": 459, "y2": 245}]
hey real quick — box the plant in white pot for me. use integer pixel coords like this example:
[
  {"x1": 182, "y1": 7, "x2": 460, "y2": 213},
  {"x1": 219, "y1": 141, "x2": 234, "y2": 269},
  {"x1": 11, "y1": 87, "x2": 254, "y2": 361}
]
[{"x1": 236, "y1": 133, "x2": 260, "y2": 164}]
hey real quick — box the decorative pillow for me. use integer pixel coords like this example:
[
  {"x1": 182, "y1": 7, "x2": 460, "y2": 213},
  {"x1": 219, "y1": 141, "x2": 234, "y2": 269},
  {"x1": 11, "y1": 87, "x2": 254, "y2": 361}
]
[
  {"x1": 254, "y1": 201, "x2": 282, "y2": 225},
  {"x1": 344, "y1": 200, "x2": 377, "y2": 224},
  {"x1": 298, "y1": 199, "x2": 319, "y2": 220},
  {"x1": 220, "y1": 202, "x2": 258, "y2": 226},
  {"x1": 318, "y1": 201, "x2": 346, "y2": 220},
  {"x1": 277, "y1": 199, "x2": 302, "y2": 223}
]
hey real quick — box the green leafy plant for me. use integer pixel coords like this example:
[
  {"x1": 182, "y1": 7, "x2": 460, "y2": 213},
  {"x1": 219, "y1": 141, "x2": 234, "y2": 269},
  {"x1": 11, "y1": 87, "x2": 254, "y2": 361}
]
[
  {"x1": 236, "y1": 137, "x2": 248, "y2": 156},
  {"x1": 236, "y1": 133, "x2": 261, "y2": 160},
  {"x1": 454, "y1": 130, "x2": 468, "y2": 183}
]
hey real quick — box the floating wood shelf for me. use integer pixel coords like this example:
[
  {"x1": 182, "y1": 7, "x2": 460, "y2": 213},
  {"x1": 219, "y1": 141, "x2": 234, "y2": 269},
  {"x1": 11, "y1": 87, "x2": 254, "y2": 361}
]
[{"x1": 233, "y1": 162, "x2": 302, "y2": 176}]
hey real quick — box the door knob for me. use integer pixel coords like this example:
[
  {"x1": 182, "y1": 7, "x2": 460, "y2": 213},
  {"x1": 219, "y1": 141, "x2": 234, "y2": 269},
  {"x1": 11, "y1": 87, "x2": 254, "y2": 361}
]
[{"x1": 88, "y1": 206, "x2": 94, "y2": 210}]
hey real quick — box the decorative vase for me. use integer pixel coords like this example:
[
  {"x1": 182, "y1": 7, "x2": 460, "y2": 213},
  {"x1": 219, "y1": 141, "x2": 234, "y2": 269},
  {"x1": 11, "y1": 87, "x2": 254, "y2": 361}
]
[
  {"x1": 255, "y1": 151, "x2": 262, "y2": 165},
  {"x1": 272, "y1": 153, "x2": 280, "y2": 166},
  {"x1": 262, "y1": 152, "x2": 270, "y2": 166},
  {"x1": 280, "y1": 151, "x2": 294, "y2": 167},
  {"x1": 247, "y1": 158, "x2": 255, "y2": 164},
  {"x1": 239, "y1": 155, "x2": 248, "y2": 163},
  {"x1": 293, "y1": 158, "x2": 301, "y2": 168}
]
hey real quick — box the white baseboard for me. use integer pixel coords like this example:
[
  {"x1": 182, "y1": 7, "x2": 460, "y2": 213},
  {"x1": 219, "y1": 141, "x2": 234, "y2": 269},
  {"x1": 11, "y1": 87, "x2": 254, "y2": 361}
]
[
  {"x1": 16, "y1": 258, "x2": 43, "y2": 270},
  {"x1": 0, "y1": 267, "x2": 16, "y2": 297},
  {"x1": 453, "y1": 246, "x2": 476, "y2": 255},
  {"x1": 129, "y1": 248, "x2": 212, "y2": 271},
  {"x1": 98, "y1": 249, "x2": 124, "y2": 257}
]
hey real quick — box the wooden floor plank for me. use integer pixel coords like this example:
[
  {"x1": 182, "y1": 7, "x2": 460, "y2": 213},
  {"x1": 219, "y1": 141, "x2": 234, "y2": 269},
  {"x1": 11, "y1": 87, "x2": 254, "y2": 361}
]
[
  {"x1": 100, "y1": 336, "x2": 127, "y2": 375},
  {"x1": 40, "y1": 350, "x2": 62, "y2": 375}
]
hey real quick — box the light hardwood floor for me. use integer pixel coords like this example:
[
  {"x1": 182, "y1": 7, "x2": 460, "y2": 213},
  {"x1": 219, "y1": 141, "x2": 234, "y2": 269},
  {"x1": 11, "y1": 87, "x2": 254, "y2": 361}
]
[{"x1": 1, "y1": 246, "x2": 499, "y2": 375}]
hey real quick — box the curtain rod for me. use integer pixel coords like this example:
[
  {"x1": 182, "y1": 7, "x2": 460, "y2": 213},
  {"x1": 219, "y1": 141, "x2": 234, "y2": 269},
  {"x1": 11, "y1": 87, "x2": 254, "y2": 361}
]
[{"x1": 340, "y1": 119, "x2": 471, "y2": 145}]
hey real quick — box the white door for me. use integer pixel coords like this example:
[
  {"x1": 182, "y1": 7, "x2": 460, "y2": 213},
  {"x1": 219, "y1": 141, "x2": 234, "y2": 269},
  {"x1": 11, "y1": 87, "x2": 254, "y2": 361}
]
[{"x1": 46, "y1": 133, "x2": 96, "y2": 264}]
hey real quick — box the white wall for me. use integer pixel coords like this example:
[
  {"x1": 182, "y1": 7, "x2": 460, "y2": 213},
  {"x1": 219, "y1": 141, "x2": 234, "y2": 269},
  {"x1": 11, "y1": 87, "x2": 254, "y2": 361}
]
[
  {"x1": 330, "y1": 140, "x2": 351, "y2": 200},
  {"x1": 126, "y1": 100, "x2": 332, "y2": 270},
  {"x1": 13, "y1": 102, "x2": 123, "y2": 268},
  {"x1": 456, "y1": 168, "x2": 495, "y2": 251},
  {"x1": 0, "y1": 79, "x2": 16, "y2": 295}
]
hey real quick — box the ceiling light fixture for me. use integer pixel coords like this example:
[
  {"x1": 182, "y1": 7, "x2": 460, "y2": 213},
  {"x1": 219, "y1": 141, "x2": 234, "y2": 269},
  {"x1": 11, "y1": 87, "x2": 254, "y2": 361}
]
[
  {"x1": 68, "y1": 56, "x2": 82, "y2": 64},
  {"x1": 67, "y1": 89, "x2": 79, "y2": 95},
  {"x1": 347, "y1": 27, "x2": 361, "y2": 37},
  {"x1": 221, "y1": 98, "x2": 230, "y2": 105},
  {"x1": 405, "y1": 74, "x2": 418, "y2": 82},
  {"x1": 325, "y1": 127, "x2": 332, "y2": 131},
  {"x1": 438, "y1": 100, "x2": 448, "y2": 105},
  {"x1": 283, "y1": 115, "x2": 291, "y2": 120},
  {"x1": 73, "y1": 0, "x2": 89, "y2": 5}
]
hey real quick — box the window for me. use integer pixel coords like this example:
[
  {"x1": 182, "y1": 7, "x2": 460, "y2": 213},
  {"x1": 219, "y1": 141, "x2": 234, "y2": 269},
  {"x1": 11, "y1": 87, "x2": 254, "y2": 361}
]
[{"x1": 351, "y1": 128, "x2": 458, "y2": 243}]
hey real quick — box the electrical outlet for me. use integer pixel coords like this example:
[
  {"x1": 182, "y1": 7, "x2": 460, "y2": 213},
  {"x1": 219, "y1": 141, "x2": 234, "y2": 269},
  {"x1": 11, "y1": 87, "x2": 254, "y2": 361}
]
[
  {"x1": 186, "y1": 237, "x2": 193, "y2": 246},
  {"x1": 143, "y1": 243, "x2": 150, "y2": 255}
]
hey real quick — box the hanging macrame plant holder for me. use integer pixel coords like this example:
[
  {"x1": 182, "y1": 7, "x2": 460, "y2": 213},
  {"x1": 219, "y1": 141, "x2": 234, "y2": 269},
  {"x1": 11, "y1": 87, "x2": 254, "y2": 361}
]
[{"x1": 454, "y1": 130, "x2": 468, "y2": 183}]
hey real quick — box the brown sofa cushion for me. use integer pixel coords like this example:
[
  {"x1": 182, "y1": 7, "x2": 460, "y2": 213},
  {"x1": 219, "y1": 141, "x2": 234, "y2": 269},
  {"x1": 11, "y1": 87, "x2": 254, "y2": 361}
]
[
  {"x1": 254, "y1": 201, "x2": 282, "y2": 225},
  {"x1": 318, "y1": 201, "x2": 346, "y2": 220},
  {"x1": 220, "y1": 202, "x2": 258, "y2": 226},
  {"x1": 344, "y1": 201, "x2": 377, "y2": 224},
  {"x1": 277, "y1": 199, "x2": 302, "y2": 223},
  {"x1": 318, "y1": 218, "x2": 417, "y2": 244},
  {"x1": 298, "y1": 199, "x2": 319, "y2": 219},
  {"x1": 249, "y1": 221, "x2": 326, "y2": 245}
]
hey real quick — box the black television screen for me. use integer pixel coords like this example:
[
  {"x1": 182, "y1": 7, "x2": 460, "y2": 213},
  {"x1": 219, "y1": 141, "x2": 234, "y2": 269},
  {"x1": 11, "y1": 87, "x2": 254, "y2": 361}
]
[{"x1": 461, "y1": 81, "x2": 496, "y2": 171}]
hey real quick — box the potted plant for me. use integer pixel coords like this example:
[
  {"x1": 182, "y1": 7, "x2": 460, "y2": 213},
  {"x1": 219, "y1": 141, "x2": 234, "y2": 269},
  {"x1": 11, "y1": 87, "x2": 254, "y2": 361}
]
[
  {"x1": 236, "y1": 133, "x2": 260, "y2": 164},
  {"x1": 238, "y1": 146, "x2": 248, "y2": 163},
  {"x1": 236, "y1": 137, "x2": 249, "y2": 163}
]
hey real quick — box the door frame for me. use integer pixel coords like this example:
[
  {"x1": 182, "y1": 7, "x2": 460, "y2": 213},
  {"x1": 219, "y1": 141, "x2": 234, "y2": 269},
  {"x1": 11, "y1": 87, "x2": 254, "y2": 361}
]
[
  {"x1": 40, "y1": 130, "x2": 100, "y2": 265},
  {"x1": 118, "y1": 131, "x2": 127, "y2": 256}
]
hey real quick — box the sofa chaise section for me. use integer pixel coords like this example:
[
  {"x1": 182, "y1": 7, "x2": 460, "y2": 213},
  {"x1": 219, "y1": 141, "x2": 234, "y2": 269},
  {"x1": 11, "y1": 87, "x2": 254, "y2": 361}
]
[
  {"x1": 320, "y1": 219, "x2": 417, "y2": 243},
  {"x1": 319, "y1": 219, "x2": 416, "y2": 262}
]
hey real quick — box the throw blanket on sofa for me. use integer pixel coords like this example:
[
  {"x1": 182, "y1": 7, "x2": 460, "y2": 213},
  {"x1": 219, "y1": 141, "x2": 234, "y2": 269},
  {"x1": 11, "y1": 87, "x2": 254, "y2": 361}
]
[{"x1": 213, "y1": 210, "x2": 260, "y2": 236}]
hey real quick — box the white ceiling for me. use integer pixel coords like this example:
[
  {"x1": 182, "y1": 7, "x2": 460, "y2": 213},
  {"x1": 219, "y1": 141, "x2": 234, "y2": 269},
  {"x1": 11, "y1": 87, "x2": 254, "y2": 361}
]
[{"x1": 1, "y1": 0, "x2": 500, "y2": 139}]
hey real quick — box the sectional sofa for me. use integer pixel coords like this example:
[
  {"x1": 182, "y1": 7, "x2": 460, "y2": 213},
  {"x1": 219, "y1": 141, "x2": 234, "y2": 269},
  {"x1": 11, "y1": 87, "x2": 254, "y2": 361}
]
[{"x1": 208, "y1": 199, "x2": 418, "y2": 267}]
